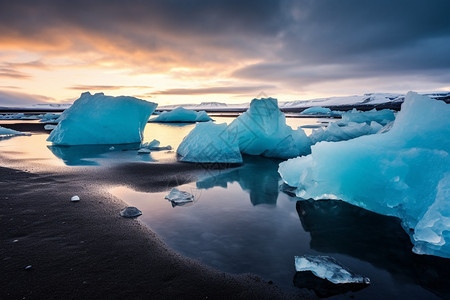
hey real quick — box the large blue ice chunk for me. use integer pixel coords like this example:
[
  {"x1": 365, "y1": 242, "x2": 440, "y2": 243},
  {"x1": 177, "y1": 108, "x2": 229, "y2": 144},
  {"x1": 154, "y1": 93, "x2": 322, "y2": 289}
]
[
  {"x1": 149, "y1": 107, "x2": 212, "y2": 123},
  {"x1": 340, "y1": 108, "x2": 395, "y2": 126},
  {"x1": 177, "y1": 122, "x2": 242, "y2": 163},
  {"x1": 279, "y1": 92, "x2": 450, "y2": 258},
  {"x1": 309, "y1": 121, "x2": 383, "y2": 144},
  {"x1": 227, "y1": 97, "x2": 311, "y2": 159},
  {"x1": 47, "y1": 92, "x2": 157, "y2": 145}
]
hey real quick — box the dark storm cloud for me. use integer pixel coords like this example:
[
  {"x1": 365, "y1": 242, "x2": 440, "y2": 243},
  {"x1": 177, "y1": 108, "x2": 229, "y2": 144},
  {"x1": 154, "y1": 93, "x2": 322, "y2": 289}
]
[{"x1": 0, "y1": 0, "x2": 449, "y2": 88}]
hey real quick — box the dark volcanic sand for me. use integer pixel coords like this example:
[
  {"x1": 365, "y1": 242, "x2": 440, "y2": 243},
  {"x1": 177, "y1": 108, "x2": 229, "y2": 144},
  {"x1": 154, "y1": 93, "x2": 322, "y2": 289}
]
[{"x1": 0, "y1": 157, "x2": 314, "y2": 299}]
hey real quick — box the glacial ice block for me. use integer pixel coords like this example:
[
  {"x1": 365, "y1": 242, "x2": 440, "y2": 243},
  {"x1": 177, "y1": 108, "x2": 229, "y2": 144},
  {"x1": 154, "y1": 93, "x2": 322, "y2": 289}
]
[
  {"x1": 149, "y1": 107, "x2": 212, "y2": 122},
  {"x1": 340, "y1": 108, "x2": 395, "y2": 125},
  {"x1": 47, "y1": 92, "x2": 157, "y2": 145},
  {"x1": 227, "y1": 97, "x2": 311, "y2": 159},
  {"x1": 177, "y1": 122, "x2": 242, "y2": 163},
  {"x1": 309, "y1": 121, "x2": 383, "y2": 144},
  {"x1": 295, "y1": 255, "x2": 370, "y2": 285},
  {"x1": 301, "y1": 106, "x2": 332, "y2": 115},
  {"x1": 0, "y1": 126, "x2": 30, "y2": 138},
  {"x1": 279, "y1": 92, "x2": 450, "y2": 258}
]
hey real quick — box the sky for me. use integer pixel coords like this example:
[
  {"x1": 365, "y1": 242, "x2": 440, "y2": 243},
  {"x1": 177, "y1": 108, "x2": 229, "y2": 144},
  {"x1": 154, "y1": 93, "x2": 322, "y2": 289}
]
[{"x1": 1, "y1": 0, "x2": 450, "y2": 106}]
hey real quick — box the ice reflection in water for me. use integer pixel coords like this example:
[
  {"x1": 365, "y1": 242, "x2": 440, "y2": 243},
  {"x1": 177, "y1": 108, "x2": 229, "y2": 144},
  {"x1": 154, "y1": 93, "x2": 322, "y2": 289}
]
[{"x1": 111, "y1": 156, "x2": 450, "y2": 299}]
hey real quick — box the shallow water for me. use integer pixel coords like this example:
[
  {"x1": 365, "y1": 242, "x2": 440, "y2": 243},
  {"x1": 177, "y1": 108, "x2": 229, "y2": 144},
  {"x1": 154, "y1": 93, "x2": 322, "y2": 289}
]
[{"x1": 2, "y1": 117, "x2": 450, "y2": 299}]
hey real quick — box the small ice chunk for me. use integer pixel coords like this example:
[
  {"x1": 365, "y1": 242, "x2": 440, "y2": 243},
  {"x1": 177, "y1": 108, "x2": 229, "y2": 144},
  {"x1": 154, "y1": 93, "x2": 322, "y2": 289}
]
[
  {"x1": 0, "y1": 126, "x2": 30, "y2": 137},
  {"x1": 25, "y1": 265, "x2": 32, "y2": 270},
  {"x1": 71, "y1": 195, "x2": 80, "y2": 202},
  {"x1": 149, "y1": 107, "x2": 212, "y2": 122},
  {"x1": 141, "y1": 139, "x2": 172, "y2": 151},
  {"x1": 165, "y1": 188, "x2": 194, "y2": 205},
  {"x1": 44, "y1": 124, "x2": 57, "y2": 131},
  {"x1": 301, "y1": 106, "x2": 332, "y2": 115},
  {"x1": 120, "y1": 207, "x2": 142, "y2": 218},
  {"x1": 137, "y1": 148, "x2": 151, "y2": 154},
  {"x1": 295, "y1": 255, "x2": 370, "y2": 285}
]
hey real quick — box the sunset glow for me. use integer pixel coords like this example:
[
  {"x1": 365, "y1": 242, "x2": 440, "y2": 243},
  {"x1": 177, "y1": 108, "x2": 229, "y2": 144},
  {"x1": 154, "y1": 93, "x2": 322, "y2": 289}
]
[{"x1": 1, "y1": 1, "x2": 449, "y2": 106}]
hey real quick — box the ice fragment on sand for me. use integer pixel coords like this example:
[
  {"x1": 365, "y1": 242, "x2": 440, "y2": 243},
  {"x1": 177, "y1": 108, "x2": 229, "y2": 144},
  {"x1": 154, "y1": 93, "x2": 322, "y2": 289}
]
[
  {"x1": 295, "y1": 255, "x2": 370, "y2": 285},
  {"x1": 47, "y1": 92, "x2": 157, "y2": 145},
  {"x1": 71, "y1": 195, "x2": 80, "y2": 202},
  {"x1": 120, "y1": 207, "x2": 142, "y2": 218},
  {"x1": 165, "y1": 188, "x2": 194, "y2": 205},
  {"x1": 149, "y1": 107, "x2": 212, "y2": 122}
]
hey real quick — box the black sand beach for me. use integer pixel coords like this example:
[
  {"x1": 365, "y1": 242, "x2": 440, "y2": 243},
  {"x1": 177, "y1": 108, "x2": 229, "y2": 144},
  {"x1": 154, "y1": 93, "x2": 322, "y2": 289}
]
[{"x1": 0, "y1": 126, "x2": 314, "y2": 299}]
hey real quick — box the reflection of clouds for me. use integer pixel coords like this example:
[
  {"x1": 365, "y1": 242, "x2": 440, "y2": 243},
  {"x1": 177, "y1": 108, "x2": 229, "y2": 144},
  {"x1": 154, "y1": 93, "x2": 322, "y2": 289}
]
[
  {"x1": 296, "y1": 199, "x2": 450, "y2": 298},
  {"x1": 196, "y1": 155, "x2": 282, "y2": 206}
]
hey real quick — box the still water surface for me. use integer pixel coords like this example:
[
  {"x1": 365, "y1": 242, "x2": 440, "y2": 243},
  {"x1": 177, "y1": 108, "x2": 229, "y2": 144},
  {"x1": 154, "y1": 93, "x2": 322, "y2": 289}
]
[{"x1": 1, "y1": 117, "x2": 449, "y2": 299}]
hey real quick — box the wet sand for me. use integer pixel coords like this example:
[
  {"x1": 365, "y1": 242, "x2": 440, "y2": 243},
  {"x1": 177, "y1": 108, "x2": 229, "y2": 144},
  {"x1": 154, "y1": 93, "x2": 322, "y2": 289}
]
[{"x1": 0, "y1": 155, "x2": 314, "y2": 299}]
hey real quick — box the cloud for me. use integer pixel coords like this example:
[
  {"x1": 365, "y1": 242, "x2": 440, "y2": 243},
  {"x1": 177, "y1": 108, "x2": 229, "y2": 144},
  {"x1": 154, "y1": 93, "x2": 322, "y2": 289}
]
[
  {"x1": 0, "y1": 68, "x2": 31, "y2": 79},
  {"x1": 0, "y1": 0, "x2": 449, "y2": 97},
  {"x1": 69, "y1": 85, "x2": 152, "y2": 91},
  {"x1": 153, "y1": 85, "x2": 275, "y2": 95},
  {"x1": 0, "y1": 90, "x2": 54, "y2": 106}
]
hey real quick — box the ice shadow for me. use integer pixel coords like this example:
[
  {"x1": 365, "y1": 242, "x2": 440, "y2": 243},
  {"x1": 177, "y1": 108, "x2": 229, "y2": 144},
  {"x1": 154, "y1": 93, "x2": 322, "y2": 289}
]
[
  {"x1": 295, "y1": 199, "x2": 450, "y2": 299},
  {"x1": 47, "y1": 143, "x2": 151, "y2": 166},
  {"x1": 195, "y1": 155, "x2": 282, "y2": 206}
]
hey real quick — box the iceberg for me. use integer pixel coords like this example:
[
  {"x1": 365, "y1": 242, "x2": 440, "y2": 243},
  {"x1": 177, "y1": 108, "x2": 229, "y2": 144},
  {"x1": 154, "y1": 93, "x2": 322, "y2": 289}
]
[
  {"x1": 340, "y1": 108, "x2": 395, "y2": 126},
  {"x1": 47, "y1": 92, "x2": 157, "y2": 145},
  {"x1": 177, "y1": 122, "x2": 242, "y2": 163},
  {"x1": 39, "y1": 113, "x2": 61, "y2": 123},
  {"x1": 301, "y1": 106, "x2": 332, "y2": 115},
  {"x1": 149, "y1": 107, "x2": 212, "y2": 123},
  {"x1": 0, "y1": 126, "x2": 30, "y2": 138},
  {"x1": 309, "y1": 121, "x2": 383, "y2": 144},
  {"x1": 227, "y1": 97, "x2": 311, "y2": 159},
  {"x1": 279, "y1": 92, "x2": 450, "y2": 258}
]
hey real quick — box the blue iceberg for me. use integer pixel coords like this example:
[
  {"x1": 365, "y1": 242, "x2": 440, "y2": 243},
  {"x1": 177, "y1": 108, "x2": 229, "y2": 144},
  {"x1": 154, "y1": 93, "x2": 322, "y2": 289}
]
[
  {"x1": 279, "y1": 92, "x2": 450, "y2": 258},
  {"x1": 149, "y1": 107, "x2": 212, "y2": 123},
  {"x1": 47, "y1": 92, "x2": 157, "y2": 145}
]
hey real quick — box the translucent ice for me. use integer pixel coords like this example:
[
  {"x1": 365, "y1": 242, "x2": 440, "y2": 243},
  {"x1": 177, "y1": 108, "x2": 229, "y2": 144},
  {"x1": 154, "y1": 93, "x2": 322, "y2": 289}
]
[
  {"x1": 149, "y1": 107, "x2": 212, "y2": 122},
  {"x1": 301, "y1": 106, "x2": 332, "y2": 115},
  {"x1": 340, "y1": 108, "x2": 395, "y2": 126},
  {"x1": 0, "y1": 126, "x2": 29, "y2": 138},
  {"x1": 71, "y1": 195, "x2": 80, "y2": 202},
  {"x1": 309, "y1": 121, "x2": 382, "y2": 144},
  {"x1": 47, "y1": 92, "x2": 157, "y2": 145},
  {"x1": 279, "y1": 92, "x2": 450, "y2": 258},
  {"x1": 141, "y1": 139, "x2": 172, "y2": 151},
  {"x1": 165, "y1": 188, "x2": 195, "y2": 206},
  {"x1": 295, "y1": 255, "x2": 370, "y2": 285},
  {"x1": 227, "y1": 97, "x2": 311, "y2": 159},
  {"x1": 177, "y1": 122, "x2": 242, "y2": 163}
]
